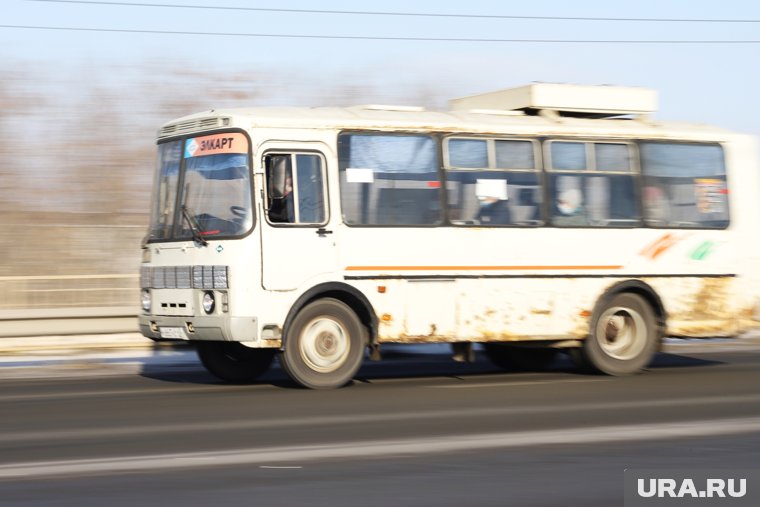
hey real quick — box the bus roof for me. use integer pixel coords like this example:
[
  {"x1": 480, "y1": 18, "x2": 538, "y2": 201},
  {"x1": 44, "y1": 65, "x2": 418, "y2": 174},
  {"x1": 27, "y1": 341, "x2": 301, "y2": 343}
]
[{"x1": 158, "y1": 84, "x2": 739, "y2": 142}]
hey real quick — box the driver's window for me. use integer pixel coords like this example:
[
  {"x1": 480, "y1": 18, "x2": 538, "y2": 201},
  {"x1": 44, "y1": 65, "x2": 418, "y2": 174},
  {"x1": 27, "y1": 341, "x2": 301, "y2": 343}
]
[{"x1": 265, "y1": 153, "x2": 327, "y2": 225}]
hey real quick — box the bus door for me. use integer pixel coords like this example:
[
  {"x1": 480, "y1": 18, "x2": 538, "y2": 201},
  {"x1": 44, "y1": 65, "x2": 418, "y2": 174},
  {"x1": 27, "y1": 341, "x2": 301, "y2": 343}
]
[{"x1": 259, "y1": 146, "x2": 337, "y2": 290}]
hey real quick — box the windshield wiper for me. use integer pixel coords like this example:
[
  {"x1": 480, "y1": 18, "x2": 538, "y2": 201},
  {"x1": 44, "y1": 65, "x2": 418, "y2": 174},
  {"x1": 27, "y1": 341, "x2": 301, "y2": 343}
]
[{"x1": 181, "y1": 204, "x2": 208, "y2": 246}]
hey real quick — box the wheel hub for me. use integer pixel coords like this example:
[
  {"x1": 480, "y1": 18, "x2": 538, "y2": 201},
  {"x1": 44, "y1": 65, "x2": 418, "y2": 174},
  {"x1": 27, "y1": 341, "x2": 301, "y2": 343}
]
[
  {"x1": 315, "y1": 332, "x2": 337, "y2": 355},
  {"x1": 299, "y1": 318, "x2": 350, "y2": 373},
  {"x1": 597, "y1": 307, "x2": 646, "y2": 360}
]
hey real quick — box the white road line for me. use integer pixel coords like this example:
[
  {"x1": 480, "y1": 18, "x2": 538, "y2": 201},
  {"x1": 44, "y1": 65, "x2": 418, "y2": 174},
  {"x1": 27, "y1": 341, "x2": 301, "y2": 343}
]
[
  {"x1": 426, "y1": 378, "x2": 604, "y2": 388},
  {"x1": 1, "y1": 416, "x2": 759, "y2": 480},
  {"x1": 0, "y1": 384, "x2": 252, "y2": 402},
  {"x1": 2, "y1": 393, "x2": 759, "y2": 444}
]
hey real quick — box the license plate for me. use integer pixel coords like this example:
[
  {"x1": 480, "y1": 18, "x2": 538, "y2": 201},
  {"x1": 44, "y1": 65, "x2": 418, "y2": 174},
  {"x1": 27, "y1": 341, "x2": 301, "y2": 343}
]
[{"x1": 159, "y1": 326, "x2": 188, "y2": 340}]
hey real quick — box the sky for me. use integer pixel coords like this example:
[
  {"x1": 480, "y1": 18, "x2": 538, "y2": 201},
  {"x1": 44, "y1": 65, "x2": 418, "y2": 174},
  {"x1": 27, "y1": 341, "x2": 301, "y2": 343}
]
[{"x1": 3, "y1": 0, "x2": 760, "y2": 137}]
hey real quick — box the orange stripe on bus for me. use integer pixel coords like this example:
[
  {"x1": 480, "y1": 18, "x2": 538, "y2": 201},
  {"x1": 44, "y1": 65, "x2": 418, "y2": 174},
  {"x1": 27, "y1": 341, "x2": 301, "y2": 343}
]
[{"x1": 345, "y1": 265, "x2": 623, "y2": 271}]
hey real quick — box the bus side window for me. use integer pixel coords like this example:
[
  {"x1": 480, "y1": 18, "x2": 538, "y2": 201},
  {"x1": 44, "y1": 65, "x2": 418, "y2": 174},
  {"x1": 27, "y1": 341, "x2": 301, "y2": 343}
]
[
  {"x1": 295, "y1": 154, "x2": 326, "y2": 224},
  {"x1": 548, "y1": 141, "x2": 639, "y2": 227},
  {"x1": 640, "y1": 143, "x2": 728, "y2": 229},
  {"x1": 445, "y1": 137, "x2": 542, "y2": 227}
]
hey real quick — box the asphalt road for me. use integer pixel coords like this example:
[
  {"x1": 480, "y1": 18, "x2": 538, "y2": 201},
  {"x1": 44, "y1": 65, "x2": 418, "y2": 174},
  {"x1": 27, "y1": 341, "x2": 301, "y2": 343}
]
[{"x1": 1, "y1": 341, "x2": 759, "y2": 506}]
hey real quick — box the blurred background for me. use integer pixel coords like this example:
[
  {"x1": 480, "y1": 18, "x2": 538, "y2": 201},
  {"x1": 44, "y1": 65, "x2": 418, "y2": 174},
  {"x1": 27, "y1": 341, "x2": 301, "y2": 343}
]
[{"x1": 2, "y1": 0, "x2": 760, "y2": 329}]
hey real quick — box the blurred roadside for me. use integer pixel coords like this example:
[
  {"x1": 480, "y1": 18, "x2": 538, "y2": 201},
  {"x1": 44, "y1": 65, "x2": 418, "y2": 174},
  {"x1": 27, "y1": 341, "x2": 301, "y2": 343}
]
[
  {"x1": 0, "y1": 332, "x2": 153, "y2": 356},
  {"x1": 0, "y1": 64, "x2": 404, "y2": 346},
  {"x1": 0, "y1": 332, "x2": 199, "y2": 380}
]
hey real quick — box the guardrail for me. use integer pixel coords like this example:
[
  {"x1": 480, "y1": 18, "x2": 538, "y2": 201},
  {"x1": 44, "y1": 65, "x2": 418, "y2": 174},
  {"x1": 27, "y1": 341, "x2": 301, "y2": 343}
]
[
  {"x1": 0, "y1": 275, "x2": 140, "y2": 337},
  {"x1": 0, "y1": 307, "x2": 139, "y2": 338}
]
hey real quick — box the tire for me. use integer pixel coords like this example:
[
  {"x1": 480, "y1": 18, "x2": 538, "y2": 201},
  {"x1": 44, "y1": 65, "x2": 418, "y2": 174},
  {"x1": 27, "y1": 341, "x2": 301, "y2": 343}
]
[
  {"x1": 280, "y1": 298, "x2": 366, "y2": 389},
  {"x1": 483, "y1": 343, "x2": 559, "y2": 371},
  {"x1": 576, "y1": 292, "x2": 659, "y2": 376},
  {"x1": 196, "y1": 341, "x2": 275, "y2": 383}
]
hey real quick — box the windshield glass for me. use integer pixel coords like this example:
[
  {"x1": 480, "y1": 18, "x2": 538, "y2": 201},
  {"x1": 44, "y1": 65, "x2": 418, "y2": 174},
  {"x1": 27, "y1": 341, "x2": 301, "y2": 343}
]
[
  {"x1": 148, "y1": 132, "x2": 253, "y2": 242},
  {"x1": 149, "y1": 140, "x2": 182, "y2": 240}
]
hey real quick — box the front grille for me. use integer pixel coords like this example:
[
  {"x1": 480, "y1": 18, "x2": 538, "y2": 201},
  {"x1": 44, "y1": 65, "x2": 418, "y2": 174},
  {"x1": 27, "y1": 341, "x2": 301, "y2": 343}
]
[
  {"x1": 158, "y1": 117, "x2": 225, "y2": 139},
  {"x1": 141, "y1": 266, "x2": 228, "y2": 289}
]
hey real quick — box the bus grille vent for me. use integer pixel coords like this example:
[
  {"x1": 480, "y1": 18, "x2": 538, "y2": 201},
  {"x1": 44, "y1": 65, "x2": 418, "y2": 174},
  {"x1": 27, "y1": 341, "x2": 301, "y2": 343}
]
[{"x1": 158, "y1": 117, "x2": 224, "y2": 139}]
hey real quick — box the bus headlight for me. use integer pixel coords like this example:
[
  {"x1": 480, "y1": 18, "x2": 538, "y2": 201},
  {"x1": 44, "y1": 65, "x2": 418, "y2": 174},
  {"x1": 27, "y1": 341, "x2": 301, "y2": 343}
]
[
  {"x1": 202, "y1": 291, "x2": 216, "y2": 314},
  {"x1": 141, "y1": 289, "x2": 151, "y2": 312}
]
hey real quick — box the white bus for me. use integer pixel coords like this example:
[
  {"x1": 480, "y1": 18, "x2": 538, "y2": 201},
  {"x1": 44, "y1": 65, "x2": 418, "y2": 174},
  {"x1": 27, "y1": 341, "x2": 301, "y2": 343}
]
[{"x1": 139, "y1": 83, "x2": 760, "y2": 389}]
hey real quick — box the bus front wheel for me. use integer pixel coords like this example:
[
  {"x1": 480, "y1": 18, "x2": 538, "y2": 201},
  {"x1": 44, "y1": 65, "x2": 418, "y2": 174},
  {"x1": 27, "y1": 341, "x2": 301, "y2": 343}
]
[
  {"x1": 196, "y1": 341, "x2": 275, "y2": 383},
  {"x1": 575, "y1": 292, "x2": 659, "y2": 376},
  {"x1": 280, "y1": 298, "x2": 366, "y2": 389}
]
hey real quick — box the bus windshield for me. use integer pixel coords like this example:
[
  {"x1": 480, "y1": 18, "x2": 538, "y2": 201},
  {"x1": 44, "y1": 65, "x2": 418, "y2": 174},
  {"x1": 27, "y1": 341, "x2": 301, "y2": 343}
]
[{"x1": 148, "y1": 133, "x2": 253, "y2": 241}]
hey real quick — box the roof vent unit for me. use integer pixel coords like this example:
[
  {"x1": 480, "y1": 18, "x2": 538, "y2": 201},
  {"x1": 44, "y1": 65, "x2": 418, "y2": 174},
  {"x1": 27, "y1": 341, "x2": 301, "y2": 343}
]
[
  {"x1": 449, "y1": 83, "x2": 657, "y2": 119},
  {"x1": 350, "y1": 104, "x2": 426, "y2": 112}
]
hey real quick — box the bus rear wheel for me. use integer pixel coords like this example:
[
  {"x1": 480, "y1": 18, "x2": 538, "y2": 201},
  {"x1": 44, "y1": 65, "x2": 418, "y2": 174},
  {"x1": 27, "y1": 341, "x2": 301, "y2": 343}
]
[
  {"x1": 280, "y1": 298, "x2": 366, "y2": 389},
  {"x1": 483, "y1": 343, "x2": 559, "y2": 371},
  {"x1": 575, "y1": 292, "x2": 659, "y2": 376},
  {"x1": 196, "y1": 341, "x2": 275, "y2": 383}
]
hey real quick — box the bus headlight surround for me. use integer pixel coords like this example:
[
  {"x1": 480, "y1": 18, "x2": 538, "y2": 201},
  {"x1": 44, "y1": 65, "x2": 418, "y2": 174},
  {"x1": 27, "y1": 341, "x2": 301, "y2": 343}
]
[
  {"x1": 202, "y1": 291, "x2": 216, "y2": 314},
  {"x1": 141, "y1": 289, "x2": 151, "y2": 312}
]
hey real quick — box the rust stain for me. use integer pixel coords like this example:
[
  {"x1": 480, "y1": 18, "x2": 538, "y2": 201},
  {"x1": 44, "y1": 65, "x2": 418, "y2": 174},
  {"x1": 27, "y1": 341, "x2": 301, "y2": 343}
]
[
  {"x1": 379, "y1": 334, "x2": 457, "y2": 344},
  {"x1": 569, "y1": 309, "x2": 591, "y2": 339},
  {"x1": 666, "y1": 278, "x2": 740, "y2": 337},
  {"x1": 693, "y1": 278, "x2": 730, "y2": 316},
  {"x1": 259, "y1": 338, "x2": 282, "y2": 348}
]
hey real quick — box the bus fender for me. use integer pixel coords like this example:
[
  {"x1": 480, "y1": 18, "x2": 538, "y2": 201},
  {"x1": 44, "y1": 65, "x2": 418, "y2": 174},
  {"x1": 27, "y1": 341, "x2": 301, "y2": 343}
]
[{"x1": 282, "y1": 282, "x2": 379, "y2": 350}]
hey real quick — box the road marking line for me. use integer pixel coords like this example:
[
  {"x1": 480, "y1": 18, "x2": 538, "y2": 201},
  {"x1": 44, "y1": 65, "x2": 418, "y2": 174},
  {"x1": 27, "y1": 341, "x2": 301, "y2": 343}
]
[
  {"x1": 0, "y1": 384, "x2": 251, "y2": 402},
  {"x1": 426, "y1": 378, "x2": 604, "y2": 389},
  {"x1": 1, "y1": 416, "x2": 759, "y2": 480}
]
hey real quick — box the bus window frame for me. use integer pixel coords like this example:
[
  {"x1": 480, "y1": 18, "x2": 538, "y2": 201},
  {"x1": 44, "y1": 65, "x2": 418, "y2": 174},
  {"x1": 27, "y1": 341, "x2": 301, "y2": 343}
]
[{"x1": 262, "y1": 149, "x2": 331, "y2": 228}]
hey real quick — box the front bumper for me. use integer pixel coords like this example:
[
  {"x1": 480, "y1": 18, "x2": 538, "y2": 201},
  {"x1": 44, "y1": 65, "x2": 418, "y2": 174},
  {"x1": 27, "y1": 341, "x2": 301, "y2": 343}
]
[{"x1": 138, "y1": 314, "x2": 259, "y2": 343}]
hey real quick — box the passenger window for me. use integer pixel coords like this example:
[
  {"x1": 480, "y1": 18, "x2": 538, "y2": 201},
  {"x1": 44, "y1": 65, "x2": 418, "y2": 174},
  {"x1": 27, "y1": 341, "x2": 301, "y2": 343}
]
[
  {"x1": 338, "y1": 134, "x2": 441, "y2": 226},
  {"x1": 640, "y1": 143, "x2": 728, "y2": 228},
  {"x1": 265, "y1": 153, "x2": 327, "y2": 225},
  {"x1": 548, "y1": 141, "x2": 640, "y2": 227},
  {"x1": 445, "y1": 137, "x2": 542, "y2": 227},
  {"x1": 595, "y1": 143, "x2": 631, "y2": 172},
  {"x1": 551, "y1": 142, "x2": 586, "y2": 170},
  {"x1": 448, "y1": 139, "x2": 488, "y2": 168},
  {"x1": 495, "y1": 140, "x2": 535, "y2": 169}
]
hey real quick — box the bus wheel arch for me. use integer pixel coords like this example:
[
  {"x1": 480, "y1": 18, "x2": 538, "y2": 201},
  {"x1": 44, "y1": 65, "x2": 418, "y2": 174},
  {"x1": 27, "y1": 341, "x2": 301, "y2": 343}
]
[
  {"x1": 573, "y1": 280, "x2": 665, "y2": 375},
  {"x1": 284, "y1": 282, "x2": 377, "y2": 346},
  {"x1": 280, "y1": 284, "x2": 375, "y2": 389}
]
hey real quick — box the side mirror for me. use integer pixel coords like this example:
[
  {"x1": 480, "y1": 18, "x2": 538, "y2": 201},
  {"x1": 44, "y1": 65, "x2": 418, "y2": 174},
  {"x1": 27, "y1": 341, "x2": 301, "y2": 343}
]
[{"x1": 267, "y1": 156, "x2": 290, "y2": 199}]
